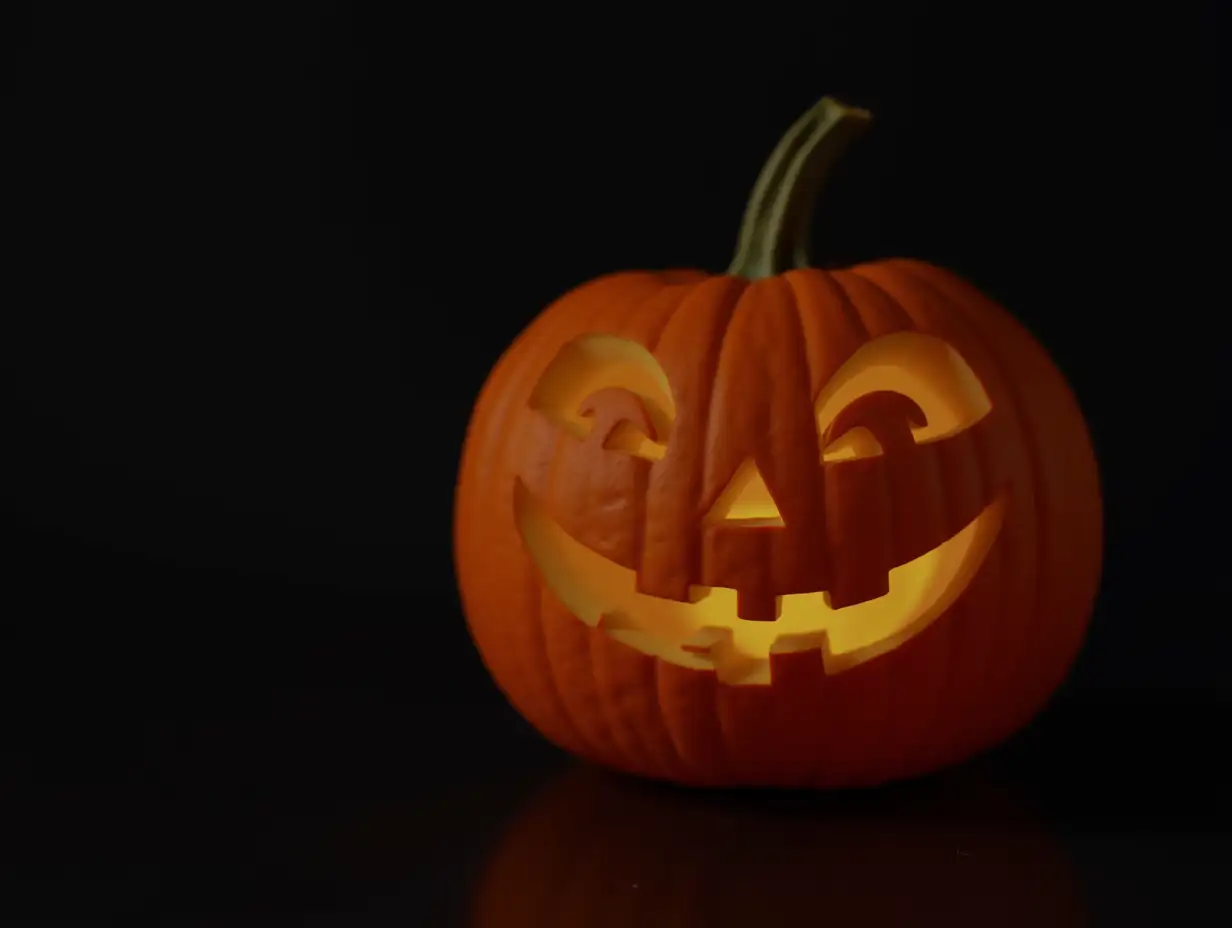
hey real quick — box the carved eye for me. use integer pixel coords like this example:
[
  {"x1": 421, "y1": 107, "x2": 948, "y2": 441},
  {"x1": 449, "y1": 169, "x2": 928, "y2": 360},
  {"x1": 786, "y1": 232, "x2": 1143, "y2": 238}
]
[
  {"x1": 821, "y1": 391, "x2": 928, "y2": 462},
  {"x1": 529, "y1": 334, "x2": 676, "y2": 463},
  {"x1": 822, "y1": 425, "x2": 884, "y2": 462},
  {"x1": 578, "y1": 388, "x2": 668, "y2": 461},
  {"x1": 816, "y1": 332, "x2": 992, "y2": 463}
]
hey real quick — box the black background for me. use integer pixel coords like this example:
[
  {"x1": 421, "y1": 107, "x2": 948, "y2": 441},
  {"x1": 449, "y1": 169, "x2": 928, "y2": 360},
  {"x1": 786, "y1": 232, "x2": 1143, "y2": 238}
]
[{"x1": 2, "y1": 2, "x2": 1227, "y2": 923}]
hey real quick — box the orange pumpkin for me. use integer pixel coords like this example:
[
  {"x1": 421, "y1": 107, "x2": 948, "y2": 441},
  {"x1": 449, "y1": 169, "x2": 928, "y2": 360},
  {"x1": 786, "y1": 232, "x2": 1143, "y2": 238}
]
[
  {"x1": 454, "y1": 96, "x2": 1102, "y2": 788},
  {"x1": 472, "y1": 764, "x2": 1089, "y2": 928}
]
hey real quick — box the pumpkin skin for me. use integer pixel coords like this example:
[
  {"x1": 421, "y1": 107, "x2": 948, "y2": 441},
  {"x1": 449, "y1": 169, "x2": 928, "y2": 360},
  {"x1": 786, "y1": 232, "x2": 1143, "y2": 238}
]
[
  {"x1": 471, "y1": 765, "x2": 1089, "y2": 928},
  {"x1": 453, "y1": 98, "x2": 1102, "y2": 788}
]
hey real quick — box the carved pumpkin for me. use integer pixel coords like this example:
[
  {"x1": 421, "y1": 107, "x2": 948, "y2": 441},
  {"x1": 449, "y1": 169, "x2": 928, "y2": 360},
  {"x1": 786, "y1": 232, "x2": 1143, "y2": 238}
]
[
  {"x1": 471, "y1": 765, "x2": 1089, "y2": 928},
  {"x1": 454, "y1": 97, "x2": 1102, "y2": 788}
]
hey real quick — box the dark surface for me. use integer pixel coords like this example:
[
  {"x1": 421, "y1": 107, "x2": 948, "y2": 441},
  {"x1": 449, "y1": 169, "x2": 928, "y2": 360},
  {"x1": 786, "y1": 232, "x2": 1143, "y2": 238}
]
[
  {"x1": 1, "y1": 519, "x2": 1227, "y2": 924},
  {"x1": 3, "y1": 2, "x2": 1228, "y2": 924}
]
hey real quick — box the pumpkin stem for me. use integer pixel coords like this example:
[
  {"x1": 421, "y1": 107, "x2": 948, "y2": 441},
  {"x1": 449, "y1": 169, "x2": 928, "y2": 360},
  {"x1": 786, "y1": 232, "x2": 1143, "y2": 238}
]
[{"x1": 726, "y1": 96, "x2": 873, "y2": 280}]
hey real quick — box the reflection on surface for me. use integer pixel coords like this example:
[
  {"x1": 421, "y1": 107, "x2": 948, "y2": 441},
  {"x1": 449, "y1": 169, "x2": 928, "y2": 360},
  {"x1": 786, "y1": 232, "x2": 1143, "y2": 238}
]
[{"x1": 472, "y1": 763, "x2": 1088, "y2": 928}]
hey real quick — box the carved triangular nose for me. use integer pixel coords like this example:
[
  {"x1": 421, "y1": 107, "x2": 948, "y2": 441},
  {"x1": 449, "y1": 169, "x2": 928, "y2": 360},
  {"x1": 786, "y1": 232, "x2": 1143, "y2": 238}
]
[{"x1": 705, "y1": 459, "x2": 784, "y2": 526}]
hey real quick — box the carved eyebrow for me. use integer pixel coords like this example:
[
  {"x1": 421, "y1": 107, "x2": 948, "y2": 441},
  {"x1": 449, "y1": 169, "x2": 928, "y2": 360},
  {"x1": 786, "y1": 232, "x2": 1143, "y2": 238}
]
[
  {"x1": 815, "y1": 332, "x2": 992, "y2": 444},
  {"x1": 529, "y1": 334, "x2": 676, "y2": 439}
]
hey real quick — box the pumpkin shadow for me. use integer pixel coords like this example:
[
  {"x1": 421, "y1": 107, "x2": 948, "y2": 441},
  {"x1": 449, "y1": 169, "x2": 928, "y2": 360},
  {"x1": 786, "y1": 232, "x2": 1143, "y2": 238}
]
[{"x1": 470, "y1": 762, "x2": 1088, "y2": 928}]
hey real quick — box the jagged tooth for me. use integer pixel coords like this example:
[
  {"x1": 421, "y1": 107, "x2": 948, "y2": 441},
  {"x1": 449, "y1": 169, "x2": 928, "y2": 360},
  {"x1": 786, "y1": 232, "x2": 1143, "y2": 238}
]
[
  {"x1": 679, "y1": 625, "x2": 734, "y2": 656},
  {"x1": 736, "y1": 590, "x2": 780, "y2": 623},
  {"x1": 769, "y1": 629, "x2": 830, "y2": 656}
]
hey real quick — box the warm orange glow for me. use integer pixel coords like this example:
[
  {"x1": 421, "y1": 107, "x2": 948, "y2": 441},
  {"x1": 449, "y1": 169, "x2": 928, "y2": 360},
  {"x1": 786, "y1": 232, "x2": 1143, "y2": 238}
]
[
  {"x1": 530, "y1": 333, "x2": 674, "y2": 456},
  {"x1": 705, "y1": 459, "x2": 784, "y2": 526},
  {"x1": 516, "y1": 328, "x2": 1003, "y2": 684},
  {"x1": 816, "y1": 331, "x2": 992, "y2": 456},
  {"x1": 516, "y1": 480, "x2": 1005, "y2": 684}
]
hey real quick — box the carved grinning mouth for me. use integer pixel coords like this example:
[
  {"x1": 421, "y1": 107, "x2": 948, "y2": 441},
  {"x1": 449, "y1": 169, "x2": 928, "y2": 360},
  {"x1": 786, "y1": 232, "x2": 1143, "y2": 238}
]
[{"x1": 514, "y1": 479, "x2": 1006, "y2": 685}]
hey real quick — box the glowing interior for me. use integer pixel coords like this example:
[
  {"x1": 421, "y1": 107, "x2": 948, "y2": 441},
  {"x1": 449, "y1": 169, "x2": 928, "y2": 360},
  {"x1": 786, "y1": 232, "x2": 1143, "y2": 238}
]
[
  {"x1": 530, "y1": 334, "x2": 674, "y2": 456},
  {"x1": 517, "y1": 481, "x2": 1004, "y2": 683},
  {"x1": 532, "y1": 332, "x2": 992, "y2": 467},
  {"x1": 519, "y1": 330, "x2": 1000, "y2": 683},
  {"x1": 705, "y1": 459, "x2": 784, "y2": 526},
  {"x1": 815, "y1": 332, "x2": 993, "y2": 456}
]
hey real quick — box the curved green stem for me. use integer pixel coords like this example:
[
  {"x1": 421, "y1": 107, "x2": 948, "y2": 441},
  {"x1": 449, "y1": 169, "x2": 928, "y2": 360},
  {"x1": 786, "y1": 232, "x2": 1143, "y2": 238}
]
[{"x1": 726, "y1": 96, "x2": 873, "y2": 280}]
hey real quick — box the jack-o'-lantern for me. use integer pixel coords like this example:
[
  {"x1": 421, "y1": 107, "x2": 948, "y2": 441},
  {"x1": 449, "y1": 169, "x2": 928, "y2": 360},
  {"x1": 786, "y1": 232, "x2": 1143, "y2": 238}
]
[
  {"x1": 471, "y1": 764, "x2": 1089, "y2": 928},
  {"x1": 454, "y1": 96, "x2": 1102, "y2": 788}
]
